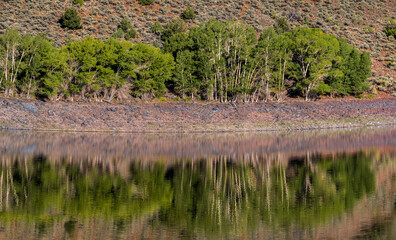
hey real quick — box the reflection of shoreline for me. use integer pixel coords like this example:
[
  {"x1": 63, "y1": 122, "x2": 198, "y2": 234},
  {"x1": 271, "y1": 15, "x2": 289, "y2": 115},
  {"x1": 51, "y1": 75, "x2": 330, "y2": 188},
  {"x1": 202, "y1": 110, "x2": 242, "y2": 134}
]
[{"x1": 1, "y1": 127, "x2": 395, "y2": 161}]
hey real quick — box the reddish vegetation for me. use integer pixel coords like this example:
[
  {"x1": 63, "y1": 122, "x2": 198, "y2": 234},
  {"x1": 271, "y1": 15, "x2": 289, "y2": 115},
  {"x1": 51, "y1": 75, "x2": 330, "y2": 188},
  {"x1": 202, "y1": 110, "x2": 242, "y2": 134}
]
[{"x1": 0, "y1": 97, "x2": 395, "y2": 132}]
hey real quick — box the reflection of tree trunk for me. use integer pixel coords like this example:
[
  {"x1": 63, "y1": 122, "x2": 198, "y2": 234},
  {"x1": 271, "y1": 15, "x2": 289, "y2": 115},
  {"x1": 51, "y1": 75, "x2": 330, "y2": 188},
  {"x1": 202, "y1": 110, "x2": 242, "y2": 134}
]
[
  {"x1": 6, "y1": 169, "x2": 9, "y2": 210},
  {"x1": 181, "y1": 162, "x2": 184, "y2": 194},
  {"x1": 305, "y1": 175, "x2": 313, "y2": 194},
  {"x1": 304, "y1": 152, "x2": 314, "y2": 196},
  {"x1": 283, "y1": 166, "x2": 289, "y2": 208},
  {"x1": 0, "y1": 171, "x2": 3, "y2": 209},
  {"x1": 266, "y1": 160, "x2": 271, "y2": 223},
  {"x1": 280, "y1": 163, "x2": 284, "y2": 203},
  {"x1": 25, "y1": 158, "x2": 29, "y2": 181},
  {"x1": 306, "y1": 151, "x2": 311, "y2": 169},
  {"x1": 9, "y1": 167, "x2": 18, "y2": 206}
]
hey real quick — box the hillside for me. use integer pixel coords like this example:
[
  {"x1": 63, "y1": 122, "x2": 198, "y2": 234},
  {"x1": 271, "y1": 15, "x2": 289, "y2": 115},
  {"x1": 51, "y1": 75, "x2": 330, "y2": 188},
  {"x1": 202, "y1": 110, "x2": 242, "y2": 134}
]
[{"x1": 0, "y1": 0, "x2": 395, "y2": 93}]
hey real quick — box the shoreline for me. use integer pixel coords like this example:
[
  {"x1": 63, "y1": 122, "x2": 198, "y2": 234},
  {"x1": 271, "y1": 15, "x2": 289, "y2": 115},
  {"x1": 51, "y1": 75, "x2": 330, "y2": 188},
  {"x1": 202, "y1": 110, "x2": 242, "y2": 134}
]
[
  {"x1": 0, "y1": 97, "x2": 395, "y2": 133},
  {"x1": 1, "y1": 117, "x2": 395, "y2": 133}
]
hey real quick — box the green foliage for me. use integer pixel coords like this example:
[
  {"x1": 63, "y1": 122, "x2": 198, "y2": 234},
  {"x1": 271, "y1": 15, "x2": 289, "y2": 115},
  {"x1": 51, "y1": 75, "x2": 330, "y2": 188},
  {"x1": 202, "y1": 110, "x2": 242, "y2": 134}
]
[
  {"x1": 73, "y1": 0, "x2": 84, "y2": 6},
  {"x1": 0, "y1": 22, "x2": 373, "y2": 101},
  {"x1": 161, "y1": 18, "x2": 187, "y2": 42},
  {"x1": 114, "y1": 18, "x2": 137, "y2": 41},
  {"x1": 384, "y1": 25, "x2": 396, "y2": 38},
  {"x1": 181, "y1": 6, "x2": 196, "y2": 20},
  {"x1": 0, "y1": 29, "x2": 55, "y2": 97},
  {"x1": 164, "y1": 19, "x2": 258, "y2": 101},
  {"x1": 173, "y1": 50, "x2": 197, "y2": 98},
  {"x1": 383, "y1": 19, "x2": 396, "y2": 38},
  {"x1": 159, "y1": 152, "x2": 375, "y2": 236},
  {"x1": 0, "y1": 30, "x2": 173, "y2": 100},
  {"x1": 159, "y1": 19, "x2": 371, "y2": 101},
  {"x1": 150, "y1": 21, "x2": 163, "y2": 35},
  {"x1": 0, "y1": 152, "x2": 376, "y2": 238},
  {"x1": 125, "y1": 28, "x2": 137, "y2": 40},
  {"x1": 119, "y1": 18, "x2": 132, "y2": 32},
  {"x1": 326, "y1": 38, "x2": 371, "y2": 96},
  {"x1": 274, "y1": 17, "x2": 290, "y2": 34},
  {"x1": 60, "y1": 8, "x2": 82, "y2": 30},
  {"x1": 161, "y1": 19, "x2": 189, "y2": 56},
  {"x1": 112, "y1": 28, "x2": 124, "y2": 39},
  {"x1": 137, "y1": 0, "x2": 155, "y2": 5},
  {"x1": 0, "y1": 158, "x2": 172, "y2": 222},
  {"x1": 288, "y1": 28, "x2": 340, "y2": 100},
  {"x1": 130, "y1": 43, "x2": 175, "y2": 98}
]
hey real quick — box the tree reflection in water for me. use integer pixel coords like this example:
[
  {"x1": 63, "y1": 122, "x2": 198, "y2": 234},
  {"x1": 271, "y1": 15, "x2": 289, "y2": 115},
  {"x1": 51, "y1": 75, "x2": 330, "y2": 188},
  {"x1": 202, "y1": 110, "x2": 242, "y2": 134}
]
[{"x1": 0, "y1": 152, "x2": 378, "y2": 238}]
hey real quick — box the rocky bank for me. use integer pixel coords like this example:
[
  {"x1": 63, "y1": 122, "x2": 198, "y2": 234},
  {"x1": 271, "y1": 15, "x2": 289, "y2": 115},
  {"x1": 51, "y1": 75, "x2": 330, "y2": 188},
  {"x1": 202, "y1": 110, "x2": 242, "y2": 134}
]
[{"x1": 0, "y1": 97, "x2": 395, "y2": 132}]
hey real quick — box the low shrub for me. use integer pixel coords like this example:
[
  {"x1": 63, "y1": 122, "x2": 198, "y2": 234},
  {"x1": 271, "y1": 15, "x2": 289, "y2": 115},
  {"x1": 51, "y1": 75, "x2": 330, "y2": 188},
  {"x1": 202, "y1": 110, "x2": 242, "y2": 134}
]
[
  {"x1": 60, "y1": 8, "x2": 82, "y2": 29},
  {"x1": 73, "y1": 0, "x2": 84, "y2": 6},
  {"x1": 138, "y1": 0, "x2": 155, "y2": 5},
  {"x1": 181, "y1": 7, "x2": 196, "y2": 20}
]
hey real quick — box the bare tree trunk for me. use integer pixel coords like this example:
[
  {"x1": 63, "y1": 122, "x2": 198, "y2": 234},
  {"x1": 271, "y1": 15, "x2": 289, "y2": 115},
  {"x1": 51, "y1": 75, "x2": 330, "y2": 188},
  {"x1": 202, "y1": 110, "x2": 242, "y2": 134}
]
[{"x1": 305, "y1": 83, "x2": 313, "y2": 101}]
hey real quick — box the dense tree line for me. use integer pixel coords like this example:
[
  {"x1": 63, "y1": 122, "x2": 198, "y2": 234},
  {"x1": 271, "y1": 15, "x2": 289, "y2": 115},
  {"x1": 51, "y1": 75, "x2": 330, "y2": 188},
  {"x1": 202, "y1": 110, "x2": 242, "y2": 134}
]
[
  {"x1": 0, "y1": 29, "x2": 174, "y2": 101},
  {"x1": 162, "y1": 19, "x2": 371, "y2": 102},
  {"x1": 0, "y1": 19, "x2": 371, "y2": 102}
]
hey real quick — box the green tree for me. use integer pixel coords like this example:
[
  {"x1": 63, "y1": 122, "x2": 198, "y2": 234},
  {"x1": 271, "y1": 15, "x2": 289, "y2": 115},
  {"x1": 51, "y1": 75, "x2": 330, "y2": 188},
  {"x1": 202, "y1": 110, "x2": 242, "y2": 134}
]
[
  {"x1": 288, "y1": 28, "x2": 339, "y2": 100},
  {"x1": 274, "y1": 17, "x2": 290, "y2": 34},
  {"x1": 114, "y1": 18, "x2": 137, "y2": 40},
  {"x1": 150, "y1": 22, "x2": 163, "y2": 35},
  {"x1": 161, "y1": 19, "x2": 187, "y2": 42},
  {"x1": 326, "y1": 38, "x2": 371, "y2": 96},
  {"x1": 130, "y1": 43, "x2": 175, "y2": 98},
  {"x1": 112, "y1": 28, "x2": 124, "y2": 39},
  {"x1": 17, "y1": 34, "x2": 54, "y2": 98},
  {"x1": 383, "y1": 19, "x2": 396, "y2": 38},
  {"x1": 384, "y1": 25, "x2": 396, "y2": 38},
  {"x1": 173, "y1": 50, "x2": 197, "y2": 99},
  {"x1": 253, "y1": 27, "x2": 278, "y2": 101},
  {"x1": 161, "y1": 19, "x2": 189, "y2": 56},
  {"x1": 181, "y1": 6, "x2": 196, "y2": 20},
  {"x1": 0, "y1": 30, "x2": 50, "y2": 97},
  {"x1": 119, "y1": 18, "x2": 132, "y2": 32},
  {"x1": 38, "y1": 44, "x2": 70, "y2": 100},
  {"x1": 60, "y1": 8, "x2": 82, "y2": 30},
  {"x1": 186, "y1": 19, "x2": 258, "y2": 102},
  {"x1": 270, "y1": 33, "x2": 293, "y2": 101},
  {"x1": 125, "y1": 28, "x2": 137, "y2": 40}
]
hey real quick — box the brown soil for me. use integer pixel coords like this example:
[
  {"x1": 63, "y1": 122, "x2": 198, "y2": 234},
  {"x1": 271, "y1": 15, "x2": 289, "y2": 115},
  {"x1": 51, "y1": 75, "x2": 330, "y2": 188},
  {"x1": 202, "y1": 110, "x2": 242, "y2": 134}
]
[{"x1": 0, "y1": 97, "x2": 395, "y2": 132}]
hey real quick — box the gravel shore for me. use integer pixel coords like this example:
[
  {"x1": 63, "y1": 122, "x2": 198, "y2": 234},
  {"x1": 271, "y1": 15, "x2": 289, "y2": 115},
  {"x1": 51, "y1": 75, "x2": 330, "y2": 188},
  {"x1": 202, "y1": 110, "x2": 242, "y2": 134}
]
[{"x1": 0, "y1": 97, "x2": 395, "y2": 132}]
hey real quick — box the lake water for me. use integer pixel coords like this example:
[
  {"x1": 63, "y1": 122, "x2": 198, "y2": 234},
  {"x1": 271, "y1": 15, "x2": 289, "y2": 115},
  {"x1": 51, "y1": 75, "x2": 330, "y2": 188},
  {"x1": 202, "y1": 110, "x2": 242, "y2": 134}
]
[{"x1": 0, "y1": 128, "x2": 395, "y2": 239}]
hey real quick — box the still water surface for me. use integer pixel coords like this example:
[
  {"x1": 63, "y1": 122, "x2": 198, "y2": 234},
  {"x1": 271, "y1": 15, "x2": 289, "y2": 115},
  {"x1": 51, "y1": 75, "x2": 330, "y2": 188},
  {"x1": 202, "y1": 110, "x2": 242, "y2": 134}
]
[{"x1": 0, "y1": 128, "x2": 395, "y2": 239}]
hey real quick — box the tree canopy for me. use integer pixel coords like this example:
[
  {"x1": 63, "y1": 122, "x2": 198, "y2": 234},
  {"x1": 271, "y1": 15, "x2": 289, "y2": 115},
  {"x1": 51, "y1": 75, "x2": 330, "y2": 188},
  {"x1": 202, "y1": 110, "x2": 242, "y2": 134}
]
[{"x1": 0, "y1": 19, "x2": 371, "y2": 101}]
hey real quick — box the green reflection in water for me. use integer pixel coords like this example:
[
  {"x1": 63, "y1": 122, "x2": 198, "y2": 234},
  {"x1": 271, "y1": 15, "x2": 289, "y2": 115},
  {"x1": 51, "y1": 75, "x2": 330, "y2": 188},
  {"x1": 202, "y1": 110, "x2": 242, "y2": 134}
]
[
  {"x1": 0, "y1": 156, "x2": 173, "y2": 223},
  {"x1": 0, "y1": 152, "x2": 375, "y2": 238},
  {"x1": 158, "y1": 153, "x2": 375, "y2": 237},
  {"x1": 257, "y1": 153, "x2": 376, "y2": 228}
]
